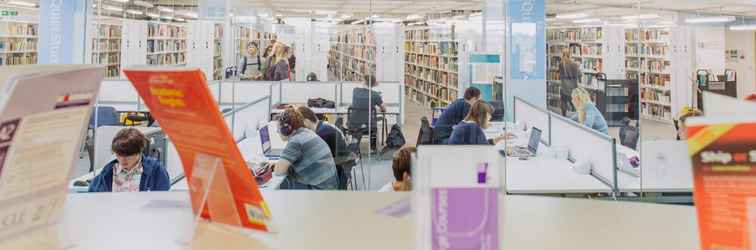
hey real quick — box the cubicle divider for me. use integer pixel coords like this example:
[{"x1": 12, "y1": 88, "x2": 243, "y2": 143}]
[
  {"x1": 549, "y1": 113, "x2": 618, "y2": 192},
  {"x1": 513, "y1": 97, "x2": 551, "y2": 146},
  {"x1": 279, "y1": 81, "x2": 339, "y2": 105},
  {"x1": 97, "y1": 80, "x2": 141, "y2": 111}
]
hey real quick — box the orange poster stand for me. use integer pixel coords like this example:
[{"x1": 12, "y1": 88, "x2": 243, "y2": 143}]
[
  {"x1": 123, "y1": 68, "x2": 271, "y2": 231},
  {"x1": 688, "y1": 122, "x2": 756, "y2": 250}
]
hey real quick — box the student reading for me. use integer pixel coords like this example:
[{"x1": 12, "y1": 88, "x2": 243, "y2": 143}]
[
  {"x1": 570, "y1": 88, "x2": 609, "y2": 135},
  {"x1": 272, "y1": 108, "x2": 339, "y2": 190},
  {"x1": 89, "y1": 128, "x2": 170, "y2": 192},
  {"x1": 448, "y1": 100, "x2": 509, "y2": 145},
  {"x1": 379, "y1": 146, "x2": 416, "y2": 192},
  {"x1": 433, "y1": 87, "x2": 482, "y2": 144}
]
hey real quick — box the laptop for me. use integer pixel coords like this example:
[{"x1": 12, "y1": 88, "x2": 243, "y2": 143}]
[
  {"x1": 511, "y1": 127, "x2": 542, "y2": 157},
  {"x1": 260, "y1": 125, "x2": 283, "y2": 157}
]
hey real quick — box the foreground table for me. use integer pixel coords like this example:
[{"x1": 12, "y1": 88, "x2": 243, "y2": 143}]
[{"x1": 2, "y1": 191, "x2": 698, "y2": 250}]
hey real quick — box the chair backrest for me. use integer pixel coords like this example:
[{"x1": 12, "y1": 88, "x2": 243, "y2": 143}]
[
  {"x1": 417, "y1": 116, "x2": 434, "y2": 145},
  {"x1": 347, "y1": 107, "x2": 371, "y2": 130},
  {"x1": 89, "y1": 106, "x2": 120, "y2": 128},
  {"x1": 619, "y1": 118, "x2": 639, "y2": 150}
]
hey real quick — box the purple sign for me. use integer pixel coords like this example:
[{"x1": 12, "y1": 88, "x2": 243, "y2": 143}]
[{"x1": 431, "y1": 188, "x2": 499, "y2": 250}]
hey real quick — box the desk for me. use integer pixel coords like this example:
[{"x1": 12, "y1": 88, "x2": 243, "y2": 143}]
[
  {"x1": 0, "y1": 191, "x2": 699, "y2": 250},
  {"x1": 618, "y1": 141, "x2": 693, "y2": 193}
]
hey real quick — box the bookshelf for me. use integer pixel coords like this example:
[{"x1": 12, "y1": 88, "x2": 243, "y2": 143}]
[
  {"x1": 625, "y1": 28, "x2": 673, "y2": 123},
  {"x1": 236, "y1": 26, "x2": 277, "y2": 65},
  {"x1": 213, "y1": 23, "x2": 223, "y2": 80},
  {"x1": 146, "y1": 22, "x2": 187, "y2": 66},
  {"x1": 403, "y1": 26, "x2": 458, "y2": 108},
  {"x1": 327, "y1": 28, "x2": 376, "y2": 82},
  {"x1": 0, "y1": 21, "x2": 38, "y2": 66},
  {"x1": 91, "y1": 23, "x2": 121, "y2": 78}
]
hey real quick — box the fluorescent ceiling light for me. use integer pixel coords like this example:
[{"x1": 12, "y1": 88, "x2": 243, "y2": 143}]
[
  {"x1": 573, "y1": 18, "x2": 601, "y2": 23},
  {"x1": 622, "y1": 14, "x2": 659, "y2": 20},
  {"x1": 157, "y1": 6, "x2": 174, "y2": 13},
  {"x1": 7, "y1": 1, "x2": 36, "y2": 7},
  {"x1": 126, "y1": 9, "x2": 143, "y2": 15},
  {"x1": 174, "y1": 17, "x2": 185, "y2": 22},
  {"x1": 556, "y1": 12, "x2": 588, "y2": 19},
  {"x1": 470, "y1": 12, "x2": 482, "y2": 17},
  {"x1": 161, "y1": 16, "x2": 173, "y2": 20},
  {"x1": 406, "y1": 14, "x2": 423, "y2": 20},
  {"x1": 315, "y1": 9, "x2": 336, "y2": 15},
  {"x1": 111, "y1": 0, "x2": 129, "y2": 2},
  {"x1": 176, "y1": 10, "x2": 198, "y2": 18},
  {"x1": 685, "y1": 16, "x2": 735, "y2": 24},
  {"x1": 730, "y1": 24, "x2": 756, "y2": 31},
  {"x1": 341, "y1": 14, "x2": 352, "y2": 19},
  {"x1": 103, "y1": 5, "x2": 123, "y2": 12},
  {"x1": 133, "y1": 1, "x2": 154, "y2": 8},
  {"x1": 146, "y1": 12, "x2": 160, "y2": 18}
]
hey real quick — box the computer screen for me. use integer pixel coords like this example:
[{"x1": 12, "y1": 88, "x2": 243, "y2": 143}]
[
  {"x1": 260, "y1": 125, "x2": 271, "y2": 154},
  {"x1": 528, "y1": 127, "x2": 542, "y2": 153}
]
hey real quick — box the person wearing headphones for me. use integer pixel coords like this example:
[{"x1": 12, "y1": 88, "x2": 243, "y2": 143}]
[
  {"x1": 89, "y1": 128, "x2": 170, "y2": 192},
  {"x1": 570, "y1": 87, "x2": 609, "y2": 135},
  {"x1": 272, "y1": 108, "x2": 339, "y2": 190}
]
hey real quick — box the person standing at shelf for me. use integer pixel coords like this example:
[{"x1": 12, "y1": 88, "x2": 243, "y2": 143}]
[
  {"x1": 266, "y1": 43, "x2": 291, "y2": 81},
  {"x1": 560, "y1": 48, "x2": 581, "y2": 117},
  {"x1": 240, "y1": 41, "x2": 263, "y2": 80},
  {"x1": 570, "y1": 88, "x2": 609, "y2": 135},
  {"x1": 261, "y1": 42, "x2": 276, "y2": 79},
  {"x1": 432, "y1": 87, "x2": 481, "y2": 144},
  {"x1": 379, "y1": 146, "x2": 416, "y2": 192},
  {"x1": 89, "y1": 128, "x2": 170, "y2": 192},
  {"x1": 448, "y1": 100, "x2": 510, "y2": 145}
]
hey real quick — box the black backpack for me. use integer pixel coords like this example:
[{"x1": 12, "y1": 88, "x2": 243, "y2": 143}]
[
  {"x1": 385, "y1": 124, "x2": 406, "y2": 150},
  {"x1": 307, "y1": 98, "x2": 336, "y2": 109}
]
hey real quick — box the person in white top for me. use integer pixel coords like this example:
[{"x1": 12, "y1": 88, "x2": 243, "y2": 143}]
[{"x1": 379, "y1": 147, "x2": 416, "y2": 192}]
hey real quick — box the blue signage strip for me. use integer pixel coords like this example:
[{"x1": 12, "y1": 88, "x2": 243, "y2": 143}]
[
  {"x1": 39, "y1": 0, "x2": 84, "y2": 64},
  {"x1": 507, "y1": 0, "x2": 545, "y2": 81}
]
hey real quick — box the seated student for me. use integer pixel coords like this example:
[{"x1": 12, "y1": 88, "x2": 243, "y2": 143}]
[
  {"x1": 570, "y1": 88, "x2": 609, "y2": 135},
  {"x1": 448, "y1": 100, "x2": 509, "y2": 145},
  {"x1": 350, "y1": 75, "x2": 386, "y2": 151},
  {"x1": 296, "y1": 106, "x2": 347, "y2": 158},
  {"x1": 89, "y1": 128, "x2": 170, "y2": 192},
  {"x1": 433, "y1": 87, "x2": 481, "y2": 144},
  {"x1": 379, "y1": 146, "x2": 416, "y2": 192},
  {"x1": 676, "y1": 107, "x2": 703, "y2": 140},
  {"x1": 272, "y1": 108, "x2": 339, "y2": 190}
]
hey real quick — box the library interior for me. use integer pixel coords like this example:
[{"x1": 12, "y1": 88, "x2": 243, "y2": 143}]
[{"x1": 0, "y1": 0, "x2": 755, "y2": 249}]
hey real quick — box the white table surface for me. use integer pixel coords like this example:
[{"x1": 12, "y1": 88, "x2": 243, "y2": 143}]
[
  {"x1": 0, "y1": 191, "x2": 699, "y2": 250},
  {"x1": 618, "y1": 141, "x2": 693, "y2": 193}
]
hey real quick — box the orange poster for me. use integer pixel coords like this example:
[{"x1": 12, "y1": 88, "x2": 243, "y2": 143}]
[
  {"x1": 123, "y1": 68, "x2": 271, "y2": 231},
  {"x1": 688, "y1": 121, "x2": 756, "y2": 250}
]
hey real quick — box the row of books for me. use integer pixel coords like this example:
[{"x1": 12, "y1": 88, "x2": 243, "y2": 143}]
[
  {"x1": 626, "y1": 29, "x2": 671, "y2": 42},
  {"x1": 91, "y1": 53, "x2": 119, "y2": 65},
  {"x1": 147, "y1": 40, "x2": 187, "y2": 53},
  {"x1": 547, "y1": 27, "x2": 603, "y2": 42},
  {"x1": 336, "y1": 30, "x2": 375, "y2": 45},
  {"x1": 639, "y1": 73, "x2": 671, "y2": 87},
  {"x1": 0, "y1": 53, "x2": 36, "y2": 65},
  {"x1": 147, "y1": 53, "x2": 186, "y2": 65},
  {"x1": 641, "y1": 103, "x2": 672, "y2": 120},
  {"x1": 96, "y1": 24, "x2": 121, "y2": 38},
  {"x1": 405, "y1": 29, "x2": 431, "y2": 41},
  {"x1": 404, "y1": 41, "x2": 458, "y2": 56},
  {"x1": 0, "y1": 22, "x2": 37, "y2": 37},
  {"x1": 641, "y1": 88, "x2": 671, "y2": 104},
  {"x1": 405, "y1": 65, "x2": 458, "y2": 87},
  {"x1": 580, "y1": 58, "x2": 603, "y2": 72},
  {"x1": 239, "y1": 28, "x2": 276, "y2": 40},
  {"x1": 335, "y1": 44, "x2": 375, "y2": 61},
  {"x1": 92, "y1": 40, "x2": 120, "y2": 52},
  {"x1": 0, "y1": 39, "x2": 36, "y2": 52},
  {"x1": 105, "y1": 66, "x2": 120, "y2": 78},
  {"x1": 148, "y1": 23, "x2": 186, "y2": 38},
  {"x1": 626, "y1": 44, "x2": 669, "y2": 58},
  {"x1": 405, "y1": 54, "x2": 459, "y2": 73}
]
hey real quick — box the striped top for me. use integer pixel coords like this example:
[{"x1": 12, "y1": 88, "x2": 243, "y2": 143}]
[{"x1": 280, "y1": 128, "x2": 338, "y2": 189}]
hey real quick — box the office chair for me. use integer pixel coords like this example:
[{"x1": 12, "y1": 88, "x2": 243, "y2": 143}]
[
  {"x1": 85, "y1": 106, "x2": 120, "y2": 172},
  {"x1": 347, "y1": 107, "x2": 385, "y2": 152}
]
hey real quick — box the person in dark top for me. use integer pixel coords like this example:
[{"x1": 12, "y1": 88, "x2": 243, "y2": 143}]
[
  {"x1": 433, "y1": 87, "x2": 481, "y2": 144},
  {"x1": 448, "y1": 100, "x2": 509, "y2": 145},
  {"x1": 297, "y1": 106, "x2": 347, "y2": 157},
  {"x1": 559, "y1": 48, "x2": 581, "y2": 116},
  {"x1": 89, "y1": 128, "x2": 170, "y2": 192},
  {"x1": 351, "y1": 75, "x2": 385, "y2": 151},
  {"x1": 267, "y1": 43, "x2": 290, "y2": 81}
]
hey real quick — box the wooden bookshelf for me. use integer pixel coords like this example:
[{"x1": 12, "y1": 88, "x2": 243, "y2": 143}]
[
  {"x1": 91, "y1": 22, "x2": 121, "y2": 78},
  {"x1": 0, "y1": 21, "x2": 38, "y2": 66},
  {"x1": 236, "y1": 26, "x2": 276, "y2": 66},
  {"x1": 327, "y1": 29, "x2": 376, "y2": 82},
  {"x1": 625, "y1": 28, "x2": 673, "y2": 123},
  {"x1": 403, "y1": 26, "x2": 458, "y2": 109},
  {"x1": 146, "y1": 22, "x2": 187, "y2": 66}
]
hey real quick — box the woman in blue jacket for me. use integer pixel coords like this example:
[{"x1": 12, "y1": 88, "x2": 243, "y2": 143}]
[
  {"x1": 448, "y1": 101, "x2": 508, "y2": 145},
  {"x1": 570, "y1": 88, "x2": 609, "y2": 135},
  {"x1": 89, "y1": 128, "x2": 170, "y2": 192}
]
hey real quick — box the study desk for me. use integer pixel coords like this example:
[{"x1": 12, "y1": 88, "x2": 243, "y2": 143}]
[
  {"x1": 2, "y1": 191, "x2": 699, "y2": 250},
  {"x1": 617, "y1": 141, "x2": 693, "y2": 193}
]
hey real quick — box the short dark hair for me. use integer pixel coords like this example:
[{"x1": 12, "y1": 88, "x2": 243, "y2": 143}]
[
  {"x1": 365, "y1": 75, "x2": 377, "y2": 88},
  {"x1": 248, "y1": 41, "x2": 258, "y2": 49},
  {"x1": 111, "y1": 128, "x2": 147, "y2": 156},
  {"x1": 464, "y1": 87, "x2": 481, "y2": 100},
  {"x1": 296, "y1": 106, "x2": 318, "y2": 123},
  {"x1": 392, "y1": 146, "x2": 416, "y2": 181}
]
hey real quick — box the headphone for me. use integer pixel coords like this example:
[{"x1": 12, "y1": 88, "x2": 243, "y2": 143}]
[{"x1": 278, "y1": 111, "x2": 294, "y2": 136}]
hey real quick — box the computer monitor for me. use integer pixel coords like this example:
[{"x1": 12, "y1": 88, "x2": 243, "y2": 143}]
[
  {"x1": 528, "y1": 127, "x2": 542, "y2": 153},
  {"x1": 259, "y1": 125, "x2": 271, "y2": 154}
]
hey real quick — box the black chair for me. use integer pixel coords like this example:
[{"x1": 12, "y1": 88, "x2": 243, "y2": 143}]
[
  {"x1": 347, "y1": 107, "x2": 382, "y2": 152},
  {"x1": 417, "y1": 116, "x2": 435, "y2": 145},
  {"x1": 619, "y1": 118, "x2": 639, "y2": 150}
]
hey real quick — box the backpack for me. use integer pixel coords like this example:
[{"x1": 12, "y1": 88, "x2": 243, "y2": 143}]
[
  {"x1": 307, "y1": 98, "x2": 336, "y2": 109},
  {"x1": 385, "y1": 124, "x2": 406, "y2": 150}
]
